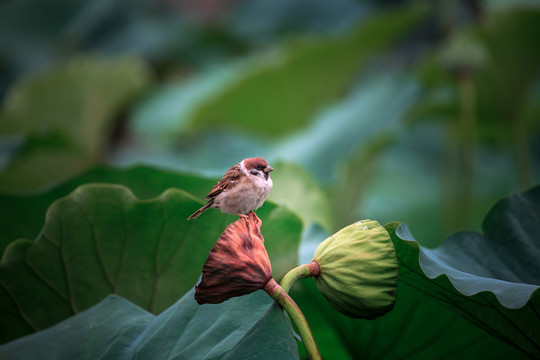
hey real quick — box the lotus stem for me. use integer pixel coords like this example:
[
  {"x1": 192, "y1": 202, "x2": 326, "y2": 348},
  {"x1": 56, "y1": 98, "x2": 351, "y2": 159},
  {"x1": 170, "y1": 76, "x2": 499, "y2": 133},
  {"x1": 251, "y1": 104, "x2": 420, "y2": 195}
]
[
  {"x1": 264, "y1": 279, "x2": 321, "y2": 360},
  {"x1": 280, "y1": 261, "x2": 321, "y2": 293},
  {"x1": 512, "y1": 109, "x2": 533, "y2": 190},
  {"x1": 455, "y1": 70, "x2": 476, "y2": 229}
]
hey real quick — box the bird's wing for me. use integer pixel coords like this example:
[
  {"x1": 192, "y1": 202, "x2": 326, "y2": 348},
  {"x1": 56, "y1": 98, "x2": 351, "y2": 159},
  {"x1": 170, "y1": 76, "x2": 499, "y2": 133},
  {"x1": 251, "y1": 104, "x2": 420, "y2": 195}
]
[{"x1": 207, "y1": 164, "x2": 243, "y2": 198}]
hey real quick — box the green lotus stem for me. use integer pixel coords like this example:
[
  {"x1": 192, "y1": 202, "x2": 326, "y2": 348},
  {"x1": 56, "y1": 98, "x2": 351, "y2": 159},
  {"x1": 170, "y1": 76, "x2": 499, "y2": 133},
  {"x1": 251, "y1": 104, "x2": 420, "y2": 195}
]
[
  {"x1": 512, "y1": 109, "x2": 533, "y2": 190},
  {"x1": 280, "y1": 261, "x2": 321, "y2": 293},
  {"x1": 455, "y1": 70, "x2": 476, "y2": 229},
  {"x1": 264, "y1": 279, "x2": 321, "y2": 360}
]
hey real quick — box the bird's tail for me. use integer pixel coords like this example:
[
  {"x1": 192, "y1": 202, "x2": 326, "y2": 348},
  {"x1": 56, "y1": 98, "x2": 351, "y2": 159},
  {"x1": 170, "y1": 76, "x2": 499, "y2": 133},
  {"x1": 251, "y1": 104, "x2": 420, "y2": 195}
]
[{"x1": 187, "y1": 201, "x2": 213, "y2": 220}]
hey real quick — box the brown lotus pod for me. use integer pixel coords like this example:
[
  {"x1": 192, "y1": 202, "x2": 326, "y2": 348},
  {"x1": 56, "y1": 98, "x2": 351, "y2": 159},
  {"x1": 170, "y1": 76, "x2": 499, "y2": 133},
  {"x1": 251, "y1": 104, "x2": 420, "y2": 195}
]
[{"x1": 195, "y1": 211, "x2": 272, "y2": 304}]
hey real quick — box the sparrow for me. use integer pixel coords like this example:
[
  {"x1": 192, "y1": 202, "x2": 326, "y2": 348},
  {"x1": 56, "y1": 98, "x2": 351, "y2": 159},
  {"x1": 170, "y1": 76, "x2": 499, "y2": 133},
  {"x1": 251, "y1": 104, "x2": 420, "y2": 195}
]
[{"x1": 187, "y1": 157, "x2": 274, "y2": 220}]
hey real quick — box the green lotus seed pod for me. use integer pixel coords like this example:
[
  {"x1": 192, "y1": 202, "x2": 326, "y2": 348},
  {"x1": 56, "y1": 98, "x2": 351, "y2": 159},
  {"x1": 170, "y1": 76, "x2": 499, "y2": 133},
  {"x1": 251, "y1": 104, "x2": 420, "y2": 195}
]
[{"x1": 312, "y1": 219, "x2": 398, "y2": 319}]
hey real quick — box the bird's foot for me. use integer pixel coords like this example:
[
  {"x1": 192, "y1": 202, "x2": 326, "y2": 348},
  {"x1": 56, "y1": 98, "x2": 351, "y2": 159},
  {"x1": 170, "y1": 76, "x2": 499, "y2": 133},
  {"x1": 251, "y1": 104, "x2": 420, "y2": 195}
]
[{"x1": 237, "y1": 213, "x2": 249, "y2": 219}]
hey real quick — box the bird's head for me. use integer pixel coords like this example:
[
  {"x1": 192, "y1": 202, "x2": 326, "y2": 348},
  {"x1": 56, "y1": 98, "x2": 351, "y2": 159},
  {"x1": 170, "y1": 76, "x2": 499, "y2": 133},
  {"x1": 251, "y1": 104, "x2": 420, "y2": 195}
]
[{"x1": 242, "y1": 157, "x2": 274, "y2": 180}]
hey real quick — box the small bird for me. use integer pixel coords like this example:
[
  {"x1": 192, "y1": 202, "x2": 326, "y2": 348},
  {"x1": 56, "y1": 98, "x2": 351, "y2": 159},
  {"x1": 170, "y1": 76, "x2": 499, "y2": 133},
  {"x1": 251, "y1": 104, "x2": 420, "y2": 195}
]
[{"x1": 188, "y1": 157, "x2": 274, "y2": 220}]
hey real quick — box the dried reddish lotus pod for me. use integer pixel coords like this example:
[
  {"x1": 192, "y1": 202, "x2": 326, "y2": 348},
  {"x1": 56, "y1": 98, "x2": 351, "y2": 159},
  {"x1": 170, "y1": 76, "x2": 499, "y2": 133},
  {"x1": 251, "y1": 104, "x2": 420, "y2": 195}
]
[{"x1": 195, "y1": 211, "x2": 272, "y2": 304}]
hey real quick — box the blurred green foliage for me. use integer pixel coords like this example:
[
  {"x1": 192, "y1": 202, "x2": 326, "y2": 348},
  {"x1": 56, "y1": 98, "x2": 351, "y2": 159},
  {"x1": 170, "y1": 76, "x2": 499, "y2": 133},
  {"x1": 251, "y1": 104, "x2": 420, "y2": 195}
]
[
  {"x1": 1, "y1": 0, "x2": 540, "y2": 358},
  {"x1": 0, "y1": 56, "x2": 150, "y2": 189}
]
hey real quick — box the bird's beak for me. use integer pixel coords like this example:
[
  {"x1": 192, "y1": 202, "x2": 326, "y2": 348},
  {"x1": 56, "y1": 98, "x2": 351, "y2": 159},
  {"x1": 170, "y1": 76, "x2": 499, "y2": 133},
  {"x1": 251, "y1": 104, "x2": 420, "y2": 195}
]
[{"x1": 264, "y1": 166, "x2": 274, "y2": 173}]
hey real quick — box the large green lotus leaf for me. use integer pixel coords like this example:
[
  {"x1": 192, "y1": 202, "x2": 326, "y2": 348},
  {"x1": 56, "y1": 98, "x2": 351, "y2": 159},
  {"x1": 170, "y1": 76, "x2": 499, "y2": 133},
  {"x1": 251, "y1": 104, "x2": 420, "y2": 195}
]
[
  {"x1": 131, "y1": 4, "x2": 426, "y2": 138},
  {"x1": 0, "y1": 289, "x2": 299, "y2": 360},
  {"x1": 0, "y1": 56, "x2": 150, "y2": 190},
  {"x1": 0, "y1": 165, "x2": 215, "y2": 254},
  {"x1": 385, "y1": 185, "x2": 540, "y2": 358},
  {"x1": 291, "y1": 280, "x2": 525, "y2": 359},
  {"x1": 0, "y1": 183, "x2": 302, "y2": 344}
]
